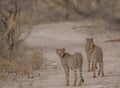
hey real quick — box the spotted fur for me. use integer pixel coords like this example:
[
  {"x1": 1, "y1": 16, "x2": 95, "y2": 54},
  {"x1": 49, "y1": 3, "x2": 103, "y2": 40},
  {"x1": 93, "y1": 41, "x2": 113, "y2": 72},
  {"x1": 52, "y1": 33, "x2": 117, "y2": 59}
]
[
  {"x1": 92, "y1": 45, "x2": 105, "y2": 78},
  {"x1": 85, "y1": 38, "x2": 105, "y2": 77},
  {"x1": 56, "y1": 48, "x2": 84, "y2": 86},
  {"x1": 85, "y1": 38, "x2": 94, "y2": 72}
]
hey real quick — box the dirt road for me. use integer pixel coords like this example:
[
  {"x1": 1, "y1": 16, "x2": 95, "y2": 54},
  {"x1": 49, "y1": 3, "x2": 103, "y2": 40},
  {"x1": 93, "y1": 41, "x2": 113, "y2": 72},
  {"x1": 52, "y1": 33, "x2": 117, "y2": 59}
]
[{"x1": 0, "y1": 21, "x2": 120, "y2": 88}]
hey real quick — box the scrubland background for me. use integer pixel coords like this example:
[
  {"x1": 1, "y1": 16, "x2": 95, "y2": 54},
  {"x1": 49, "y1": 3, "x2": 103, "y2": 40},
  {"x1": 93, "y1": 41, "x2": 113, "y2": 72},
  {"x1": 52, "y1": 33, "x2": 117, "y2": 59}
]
[{"x1": 0, "y1": 0, "x2": 120, "y2": 88}]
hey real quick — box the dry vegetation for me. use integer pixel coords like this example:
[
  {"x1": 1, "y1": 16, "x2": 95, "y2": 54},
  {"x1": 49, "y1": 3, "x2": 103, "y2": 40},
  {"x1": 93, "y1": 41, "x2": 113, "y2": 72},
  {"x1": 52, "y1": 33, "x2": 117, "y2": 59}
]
[
  {"x1": 0, "y1": 0, "x2": 120, "y2": 79},
  {"x1": 30, "y1": 0, "x2": 120, "y2": 23},
  {"x1": 27, "y1": 0, "x2": 120, "y2": 31},
  {"x1": 0, "y1": 0, "x2": 44, "y2": 79},
  {"x1": 0, "y1": 48, "x2": 44, "y2": 78}
]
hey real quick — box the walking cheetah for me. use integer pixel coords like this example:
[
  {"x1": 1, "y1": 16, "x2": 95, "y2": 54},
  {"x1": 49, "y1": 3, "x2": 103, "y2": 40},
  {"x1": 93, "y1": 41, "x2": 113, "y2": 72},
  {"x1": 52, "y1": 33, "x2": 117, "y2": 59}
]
[
  {"x1": 56, "y1": 48, "x2": 84, "y2": 86},
  {"x1": 85, "y1": 38, "x2": 105, "y2": 78},
  {"x1": 92, "y1": 44, "x2": 105, "y2": 78}
]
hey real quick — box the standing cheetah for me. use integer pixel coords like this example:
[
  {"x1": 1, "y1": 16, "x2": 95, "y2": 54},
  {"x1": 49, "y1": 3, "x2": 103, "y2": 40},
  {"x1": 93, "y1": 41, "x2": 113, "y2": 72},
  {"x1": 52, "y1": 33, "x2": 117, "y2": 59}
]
[
  {"x1": 56, "y1": 48, "x2": 84, "y2": 86},
  {"x1": 85, "y1": 38, "x2": 105, "y2": 78},
  {"x1": 85, "y1": 38, "x2": 94, "y2": 72}
]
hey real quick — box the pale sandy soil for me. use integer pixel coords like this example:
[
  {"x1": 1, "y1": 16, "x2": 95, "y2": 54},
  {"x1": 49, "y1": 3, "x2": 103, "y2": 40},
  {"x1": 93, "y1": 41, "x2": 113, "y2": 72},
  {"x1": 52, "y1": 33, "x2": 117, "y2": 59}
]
[{"x1": 0, "y1": 21, "x2": 120, "y2": 88}]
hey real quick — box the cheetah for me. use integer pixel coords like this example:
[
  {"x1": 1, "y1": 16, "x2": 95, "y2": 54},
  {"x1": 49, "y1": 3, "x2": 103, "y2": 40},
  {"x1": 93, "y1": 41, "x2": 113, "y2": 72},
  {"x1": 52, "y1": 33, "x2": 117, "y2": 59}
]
[
  {"x1": 85, "y1": 38, "x2": 105, "y2": 78},
  {"x1": 92, "y1": 44, "x2": 105, "y2": 78},
  {"x1": 56, "y1": 48, "x2": 84, "y2": 86},
  {"x1": 85, "y1": 38, "x2": 95, "y2": 72}
]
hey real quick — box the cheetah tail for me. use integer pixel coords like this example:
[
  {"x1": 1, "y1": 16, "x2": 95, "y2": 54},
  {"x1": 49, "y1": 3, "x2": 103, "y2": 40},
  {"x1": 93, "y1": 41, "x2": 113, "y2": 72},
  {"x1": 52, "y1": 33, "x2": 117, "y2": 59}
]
[{"x1": 81, "y1": 77, "x2": 84, "y2": 83}]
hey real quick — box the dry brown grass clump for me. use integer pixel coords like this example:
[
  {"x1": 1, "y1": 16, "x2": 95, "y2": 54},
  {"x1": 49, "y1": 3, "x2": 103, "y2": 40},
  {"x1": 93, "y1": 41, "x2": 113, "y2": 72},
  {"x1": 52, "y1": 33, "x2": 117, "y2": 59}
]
[
  {"x1": 0, "y1": 48, "x2": 44, "y2": 79},
  {"x1": 31, "y1": 49, "x2": 44, "y2": 70}
]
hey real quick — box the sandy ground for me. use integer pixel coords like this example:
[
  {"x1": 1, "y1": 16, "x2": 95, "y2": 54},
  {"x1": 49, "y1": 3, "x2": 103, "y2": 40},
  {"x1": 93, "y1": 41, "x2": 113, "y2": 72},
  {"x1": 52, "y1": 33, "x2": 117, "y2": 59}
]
[{"x1": 0, "y1": 21, "x2": 120, "y2": 88}]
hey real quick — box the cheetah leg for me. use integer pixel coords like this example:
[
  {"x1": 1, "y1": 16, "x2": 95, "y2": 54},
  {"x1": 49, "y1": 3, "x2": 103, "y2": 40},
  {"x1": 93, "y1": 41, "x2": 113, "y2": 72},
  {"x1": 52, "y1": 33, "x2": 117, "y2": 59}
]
[
  {"x1": 87, "y1": 55, "x2": 91, "y2": 72},
  {"x1": 72, "y1": 69, "x2": 77, "y2": 86},
  {"x1": 64, "y1": 66, "x2": 69, "y2": 86},
  {"x1": 98, "y1": 62, "x2": 102, "y2": 76},
  {"x1": 88, "y1": 61, "x2": 91, "y2": 72},
  {"x1": 91, "y1": 58, "x2": 94, "y2": 71},
  {"x1": 101, "y1": 62, "x2": 105, "y2": 77},
  {"x1": 93, "y1": 61, "x2": 97, "y2": 78}
]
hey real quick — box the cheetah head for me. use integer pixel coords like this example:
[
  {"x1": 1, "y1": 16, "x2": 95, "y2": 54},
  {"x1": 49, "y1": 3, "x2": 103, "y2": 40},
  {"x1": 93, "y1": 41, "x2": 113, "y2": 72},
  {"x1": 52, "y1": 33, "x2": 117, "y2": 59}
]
[
  {"x1": 56, "y1": 48, "x2": 65, "y2": 58},
  {"x1": 86, "y1": 38, "x2": 94, "y2": 42}
]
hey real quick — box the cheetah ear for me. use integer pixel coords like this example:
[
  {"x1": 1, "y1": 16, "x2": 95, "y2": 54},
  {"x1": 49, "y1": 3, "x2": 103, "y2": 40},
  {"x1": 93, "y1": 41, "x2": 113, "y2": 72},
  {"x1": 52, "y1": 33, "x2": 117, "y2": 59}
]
[
  {"x1": 63, "y1": 48, "x2": 65, "y2": 51},
  {"x1": 86, "y1": 38, "x2": 89, "y2": 40},
  {"x1": 86, "y1": 38, "x2": 93, "y2": 40},
  {"x1": 91, "y1": 38, "x2": 94, "y2": 40}
]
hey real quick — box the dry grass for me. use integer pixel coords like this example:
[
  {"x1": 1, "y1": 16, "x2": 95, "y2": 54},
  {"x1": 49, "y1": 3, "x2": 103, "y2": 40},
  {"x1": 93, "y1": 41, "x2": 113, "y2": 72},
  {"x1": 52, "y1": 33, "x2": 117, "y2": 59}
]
[
  {"x1": 31, "y1": 49, "x2": 44, "y2": 70},
  {"x1": 0, "y1": 48, "x2": 44, "y2": 79}
]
